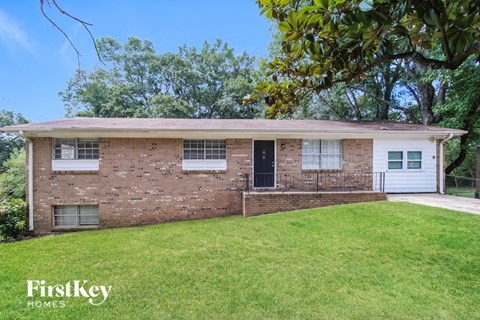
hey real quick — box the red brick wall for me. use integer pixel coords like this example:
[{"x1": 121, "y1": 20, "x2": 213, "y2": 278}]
[
  {"x1": 273, "y1": 139, "x2": 373, "y2": 191},
  {"x1": 29, "y1": 137, "x2": 375, "y2": 234},
  {"x1": 243, "y1": 191, "x2": 387, "y2": 217},
  {"x1": 31, "y1": 138, "x2": 251, "y2": 234},
  {"x1": 276, "y1": 139, "x2": 372, "y2": 173}
]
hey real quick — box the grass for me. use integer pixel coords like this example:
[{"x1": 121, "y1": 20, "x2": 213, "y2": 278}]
[
  {"x1": 1, "y1": 202, "x2": 480, "y2": 320},
  {"x1": 446, "y1": 186, "x2": 476, "y2": 198}
]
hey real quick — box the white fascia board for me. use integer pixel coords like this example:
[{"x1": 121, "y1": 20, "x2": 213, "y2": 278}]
[{"x1": 17, "y1": 129, "x2": 464, "y2": 140}]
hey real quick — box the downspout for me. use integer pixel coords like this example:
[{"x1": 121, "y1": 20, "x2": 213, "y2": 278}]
[
  {"x1": 439, "y1": 133, "x2": 454, "y2": 194},
  {"x1": 19, "y1": 131, "x2": 34, "y2": 231}
]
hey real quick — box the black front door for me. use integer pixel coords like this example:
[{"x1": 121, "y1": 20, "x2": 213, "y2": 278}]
[{"x1": 254, "y1": 140, "x2": 275, "y2": 188}]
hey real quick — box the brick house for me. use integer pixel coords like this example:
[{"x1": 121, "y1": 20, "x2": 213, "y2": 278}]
[{"x1": 2, "y1": 118, "x2": 465, "y2": 235}]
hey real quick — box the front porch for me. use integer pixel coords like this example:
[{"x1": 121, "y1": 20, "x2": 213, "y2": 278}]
[{"x1": 241, "y1": 172, "x2": 387, "y2": 217}]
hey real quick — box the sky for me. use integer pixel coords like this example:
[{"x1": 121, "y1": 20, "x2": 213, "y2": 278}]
[{"x1": 0, "y1": 1, "x2": 272, "y2": 122}]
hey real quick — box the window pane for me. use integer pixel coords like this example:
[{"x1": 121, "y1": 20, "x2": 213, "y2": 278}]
[
  {"x1": 388, "y1": 161, "x2": 403, "y2": 169},
  {"x1": 302, "y1": 140, "x2": 341, "y2": 169},
  {"x1": 184, "y1": 139, "x2": 225, "y2": 160},
  {"x1": 302, "y1": 154, "x2": 320, "y2": 169},
  {"x1": 79, "y1": 205, "x2": 99, "y2": 226},
  {"x1": 388, "y1": 151, "x2": 403, "y2": 160},
  {"x1": 53, "y1": 205, "x2": 77, "y2": 226},
  {"x1": 407, "y1": 161, "x2": 422, "y2": 169},
  {"x1": 53, "y1": 205, "x2": 99, "y2": 227},
  {"x1": 54, "y1": 139, "x2": 76, "y2": 160},
  {"x1": 407, "y1": 151, "x2": 422, "y2": 160},
  {"x1": 54, "y1": 138, "x2": 98, "y2": 160},
  {"x1": 77, "y1": 139, "x2": 99, "y2": 160},
  {"x1": 302, "y1": 140, "x2": 320, "y2": 154}
]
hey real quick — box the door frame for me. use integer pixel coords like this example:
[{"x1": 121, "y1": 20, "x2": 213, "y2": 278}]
[{"x1": 252, "y1": 139, "x2": 277, "y2": 189}]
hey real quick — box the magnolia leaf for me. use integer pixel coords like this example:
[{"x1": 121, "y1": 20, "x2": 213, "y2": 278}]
[
  {"x1": 278, "y1": 21, "x2": 292, "y2": 33},
  {"x1": 359, "y1": 0, "x2": 374, "y2": 12}
]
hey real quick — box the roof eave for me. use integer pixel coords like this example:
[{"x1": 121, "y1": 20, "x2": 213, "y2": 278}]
[{"x1": 3, "y1": 127, "x2": 466, "y2": 139}]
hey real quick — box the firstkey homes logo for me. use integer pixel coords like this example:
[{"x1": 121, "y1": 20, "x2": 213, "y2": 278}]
[{"x1": 27, "y1": 280, "x2": 112, "y2": 308}]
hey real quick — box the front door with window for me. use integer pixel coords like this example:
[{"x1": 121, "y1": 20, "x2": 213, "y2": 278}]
[{"x1": 254, "y1": 140, "x2": 275, "y2": 188}]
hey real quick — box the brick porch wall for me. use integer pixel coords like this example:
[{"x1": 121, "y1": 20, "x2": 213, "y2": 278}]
[
  {"x1": 272, "y1": 139, "x2": 373, "y2": 191},
  {"x1": 243, "y1": 191, "x2": 387, "y2": 217},
  {"x1": 31, "y1": 138, "x2": 251, "y2": 234}
]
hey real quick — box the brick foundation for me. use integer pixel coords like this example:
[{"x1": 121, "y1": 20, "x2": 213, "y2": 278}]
[{"x1": 242, "y1": 191, "x2": 387, "y2": 217}]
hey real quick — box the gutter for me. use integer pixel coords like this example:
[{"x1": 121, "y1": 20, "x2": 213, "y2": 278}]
[
  {"x1": 439, "y1": 133, "x2": 454, "y2": 194},
  {"x1": 18, "y1": 131, "x2": 34, "y2": 231}
]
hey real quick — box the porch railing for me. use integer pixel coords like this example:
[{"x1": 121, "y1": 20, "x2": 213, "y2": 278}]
[{"x1": 243, "y1": 172, "x2": 385, "y2": 193}]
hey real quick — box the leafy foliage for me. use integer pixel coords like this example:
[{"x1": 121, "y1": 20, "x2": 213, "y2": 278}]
[
  {"x1": 255, "y1": 0, "x2": 480, "y2": 116},
  {"x1": 0, "y1": 198, "x2": 27, "y2": 239},
  {"x1": 0, "y1": 149, "x2": 26, "y2": 200},
  {"x1": 0, "y1": 110, "x2": 28, "y2": 172},
  {"x1": 435, "y1": 58, "x2": 480, "y2": 174},
  {"x1": 61, "y1": 37, "x2": 265, "y2": 119}
]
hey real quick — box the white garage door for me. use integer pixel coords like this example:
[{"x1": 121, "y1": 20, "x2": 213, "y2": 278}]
[{"x1": 373, "y1": 139, "x2": 437, "y2": 193}]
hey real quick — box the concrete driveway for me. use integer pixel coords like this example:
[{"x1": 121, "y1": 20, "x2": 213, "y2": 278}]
[{"x1": 388, "y1": 193, "x2": 480, "y2": 215}]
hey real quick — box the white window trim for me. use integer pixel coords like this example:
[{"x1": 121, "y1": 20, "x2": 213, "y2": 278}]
[
  {"x1": 52, "y1": 159, "x2": 100, "y2": 171},
  {"x1": 52, "y1": 138, "x2": 100, "y2": 171},
  {"x1": 386, "y1": 150, "x2": 423, "y2": 172},
  {"x1": 387, "y1": 151, "x2": 404, "y2": 170},
  {"x1": 182, "y1": 139, "x2": 227, "y2": 171},
  {"x1": 301, "y1": 139, "x2": 343, "y2": 170}
]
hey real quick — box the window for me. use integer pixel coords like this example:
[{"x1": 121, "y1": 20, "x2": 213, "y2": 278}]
[
  {"x1": 54, "y1": 139, "x2": 99, "y2": 160},
  {"x1": 407, "y1": 151, "x2": 422, "y2": 169},
  {"x1": 183, "y1": 140, "x2": 226, "y2": 160},
  {"x1": 302, "y1": 140, "x2": 342, "y2": 170},
  {"x1": 387, "y1": 151, "x2": 422, "y2": 170},
  {"x1": 53, "y1": 205, "x2": 99, "y2": 227},
  {"x1": 182, "y1": 139, "x2": 227, "y2": 171},
  {"x1": 388, "y1": 151, "x2": 403, "y2": 169}
]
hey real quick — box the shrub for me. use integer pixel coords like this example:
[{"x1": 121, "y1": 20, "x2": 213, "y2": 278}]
[
  {"x1": 0, "y1": 148, "x2": 26, "y2": 199},
  {"x1": 0, "y1": 198, "x2": 27, "y2": 239}
]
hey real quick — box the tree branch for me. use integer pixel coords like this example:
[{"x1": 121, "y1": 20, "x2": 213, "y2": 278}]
[{"x1": 40, "y1": 0, "x2": 103, "y2": 65}]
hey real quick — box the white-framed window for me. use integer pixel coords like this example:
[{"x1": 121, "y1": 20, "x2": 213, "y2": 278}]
[
  {"x1": 388, "y1": 151, "x2": 403, "y2": 169},
  {"x1": 182, "y1": 140, "x2": 227, "y2": 171},
  {"x1": 302, "y1": 139, "x2": 342, "y2": 170},
  {"x1": 407, "y1": 151, "x2": 422, "y2": 169},
  {"x1": 183, "y1": 140, "x2": 226, "y2": 160},
  {"x1": 54, "y1": 138, "x2": 99, "y2": 160},
  {"x1": 387, "y1": 151, "x2": 422, "y2": 170},
  {"x1": 53, "y1": 205, "x2": 99, "y2": 227}
]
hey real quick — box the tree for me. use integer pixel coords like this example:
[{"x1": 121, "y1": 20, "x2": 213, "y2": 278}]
[
  {"x1": 61, "y1": 37, "x2": 265, "y2": 119},
  {"x1": 435, "y1": 58, "x2": 480, "y2": 174},
  {"x1": 254, "y1": 0, "x2": 480, "y2": 116},
  {"x1": 0, "y1": 110, "x2": 29, "y2": 173},
  {"x1": 290, "y1": 61, "x2": 408, "y2": 122},
  {"x1": 0, "y1": 149, "x2": 26, "y2": 200}
]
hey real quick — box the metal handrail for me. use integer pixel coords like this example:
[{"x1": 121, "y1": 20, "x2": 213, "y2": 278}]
[{"x1": 243, "y1": 172, "x2": 385, "y2": 193}]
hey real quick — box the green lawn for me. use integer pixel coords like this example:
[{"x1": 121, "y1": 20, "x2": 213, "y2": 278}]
[
  {"x1": 446, "y1": 186, "x2": 476, "y2": 198},
  {"x1": 1, "y1": 202, "x2": 480, "y2": 320}
]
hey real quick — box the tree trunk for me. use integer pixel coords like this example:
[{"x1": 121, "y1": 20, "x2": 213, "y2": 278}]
[{"x1": 416, "y1": 82, "x2": 436, "y2": 125}]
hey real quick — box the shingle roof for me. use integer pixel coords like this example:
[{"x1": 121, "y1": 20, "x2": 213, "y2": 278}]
[{"x1": 1, "y1": 117, "x2": 466, "y2": 136}]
